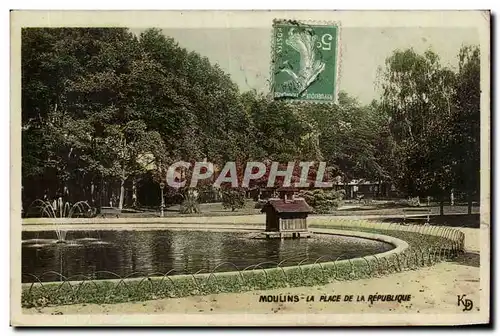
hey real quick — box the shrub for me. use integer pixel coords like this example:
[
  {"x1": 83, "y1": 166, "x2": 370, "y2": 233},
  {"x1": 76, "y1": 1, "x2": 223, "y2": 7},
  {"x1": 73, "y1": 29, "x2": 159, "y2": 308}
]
[
  {"x1": 221, "y1": 189, "x2": 246, "y2": 211},
  {"x1": 179, "y1": 191, "x2": 200, "y2": 214},
  {"x1": 300, "y1": 189, "x2": 345, "y2": 213},
  {"x1": 254, "y1": 199, "x2": 267, "y2": 209},
  {"x1": 396, "y1": 197, "x2": 421, "y2": 207},
  {"x1": 407, "y1": 197, "x2": 421, "y2": 207}
]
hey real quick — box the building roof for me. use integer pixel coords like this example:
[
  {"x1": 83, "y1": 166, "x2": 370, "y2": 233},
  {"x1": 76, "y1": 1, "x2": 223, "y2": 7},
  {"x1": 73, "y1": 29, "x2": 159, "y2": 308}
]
[{"x1": 261, "y1": 198, "x2": 313, "y2": 214}]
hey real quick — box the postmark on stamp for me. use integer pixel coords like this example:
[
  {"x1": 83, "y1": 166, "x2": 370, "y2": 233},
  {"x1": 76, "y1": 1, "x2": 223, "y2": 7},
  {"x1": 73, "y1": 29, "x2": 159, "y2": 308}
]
[{"x1": 271, "y1": 19, "x2": 340, "y2": 102}]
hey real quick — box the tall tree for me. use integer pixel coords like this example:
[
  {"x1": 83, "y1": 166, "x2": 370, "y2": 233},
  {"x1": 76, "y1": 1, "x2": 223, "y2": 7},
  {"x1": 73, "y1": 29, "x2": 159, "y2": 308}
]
[
  {"x1": 301, "y1": 92, "x2": 388, "y2": 182},
  {"x1": 22, "y1": 28, "x2": 168, "y2": 207},
  {"x1": 451, "y1": 46, "x2": 480, "y2": 214},
  {"x1": 378, "y1": 48, "x2": 457, "y2": 211}
]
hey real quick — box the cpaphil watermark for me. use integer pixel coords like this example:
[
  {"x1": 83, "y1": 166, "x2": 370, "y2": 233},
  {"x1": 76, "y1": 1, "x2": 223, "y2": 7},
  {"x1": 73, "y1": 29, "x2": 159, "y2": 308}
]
[{"x1": 162, "y1": 161, "x2": 334, "y2": 189}]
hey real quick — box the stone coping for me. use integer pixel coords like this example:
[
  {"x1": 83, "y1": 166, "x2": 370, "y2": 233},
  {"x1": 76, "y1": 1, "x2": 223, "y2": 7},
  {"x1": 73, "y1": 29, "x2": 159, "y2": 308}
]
[
  {"x1": 21, "y1": 213, "x2": 412, "y2": 226},
  {"x1": 21, "y1": 215, "x2": 266, "y2": 225},
  {"x1": 22, "y1": 224, "x2": 264, "y2": 232},
  {"x1": 22, "y1": 227, "x2": 408, "y2": 287}
]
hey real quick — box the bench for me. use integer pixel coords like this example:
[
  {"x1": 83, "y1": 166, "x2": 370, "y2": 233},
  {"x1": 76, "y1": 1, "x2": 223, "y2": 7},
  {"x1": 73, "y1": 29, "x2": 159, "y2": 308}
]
[
  {"x1": 402, "y1": 207, "x2": 431, "y2": 225},
  {"x1": 99, "y1": 207, "x2": 121, "y2": 218}
]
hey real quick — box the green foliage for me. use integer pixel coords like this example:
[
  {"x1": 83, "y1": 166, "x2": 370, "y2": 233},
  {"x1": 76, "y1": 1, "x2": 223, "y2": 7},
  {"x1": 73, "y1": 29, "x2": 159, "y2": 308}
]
[
  {"x1": 21, "y1": 28, "x2": 481, "y2": 210},
  {"x1": 450, "y1": 46, "x2": 480, "y2": 203},
  {"x1": 399, "y1": 197, "x2": 421, "y2": 207},
  {"x1": 221, "y1": 189, "x2": 246, "y2": 211},
  {"x1": 243, "y1": 92, "x2": 310, "y2": 162},
  {"x1": 300, "y1": 93, "x2": 390, "y2": 181},
  {"x1": 20, "y1": 27, "x2": 397, "y2": 205},
  {"x1": 299, "y1": 189, "x2": 345, "y2": 213},
  {"x1": 377, "y1": 46, "x2": 480, "y2": 202},
  {"x1": 179, "y1": 191, "x2": 201, "y2": 214},
  {"x1": 21, "y1": 28, "x2": 254, "y2": 205},
  {"x1": 378, "y1": 49, "x2": 456, "y2": 197}
]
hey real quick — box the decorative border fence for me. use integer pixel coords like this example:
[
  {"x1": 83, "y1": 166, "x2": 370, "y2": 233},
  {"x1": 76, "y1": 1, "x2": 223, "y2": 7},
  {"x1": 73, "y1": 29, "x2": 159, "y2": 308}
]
[{"x1": 22, "y1": 221, "x2": 466, "y2": 308}]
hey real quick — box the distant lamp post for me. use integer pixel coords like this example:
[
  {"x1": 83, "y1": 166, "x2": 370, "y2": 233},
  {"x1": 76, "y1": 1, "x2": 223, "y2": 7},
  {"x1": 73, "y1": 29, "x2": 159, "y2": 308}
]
[{"x1": 160, "y1": 182, "x2": 165, "y2": 217}]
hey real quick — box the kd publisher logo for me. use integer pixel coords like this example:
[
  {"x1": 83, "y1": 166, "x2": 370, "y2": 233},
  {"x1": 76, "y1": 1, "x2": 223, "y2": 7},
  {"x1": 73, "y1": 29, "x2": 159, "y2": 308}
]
[{"x1": 457, "y1": 295, "x2": 473, "y2": 311}]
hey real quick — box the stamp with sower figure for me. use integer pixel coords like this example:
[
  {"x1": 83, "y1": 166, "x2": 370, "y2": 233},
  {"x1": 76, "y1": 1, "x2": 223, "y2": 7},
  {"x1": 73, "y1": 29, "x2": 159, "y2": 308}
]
[{"x1": 272, "y1": 19, "x2": 340, "y2": 102}]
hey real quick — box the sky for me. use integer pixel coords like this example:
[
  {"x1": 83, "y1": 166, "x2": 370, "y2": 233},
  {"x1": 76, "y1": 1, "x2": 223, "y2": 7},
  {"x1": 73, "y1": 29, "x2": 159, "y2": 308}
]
[{"x1": 135, "y1": 27, "x2": 479, "y2": 105}]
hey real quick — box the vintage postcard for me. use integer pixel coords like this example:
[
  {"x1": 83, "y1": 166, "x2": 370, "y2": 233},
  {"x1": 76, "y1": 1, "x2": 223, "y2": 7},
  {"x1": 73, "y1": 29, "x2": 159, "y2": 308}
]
[{"x1": 10, "y1": 10, "x2": 490, "y2": 326}]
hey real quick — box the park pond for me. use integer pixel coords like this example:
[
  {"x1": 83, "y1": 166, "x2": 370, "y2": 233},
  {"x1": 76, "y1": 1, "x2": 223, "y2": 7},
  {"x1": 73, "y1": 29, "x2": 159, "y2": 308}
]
[{"x1": 22, "y1": 229, "x2": 394, "y2": 283}]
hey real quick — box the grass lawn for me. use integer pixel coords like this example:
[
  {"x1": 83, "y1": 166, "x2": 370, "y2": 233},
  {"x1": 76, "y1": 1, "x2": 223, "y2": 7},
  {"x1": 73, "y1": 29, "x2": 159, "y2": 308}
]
[
  {"x1": 125, "y1": 200, "x2": 480, "y2": 223},
  {"x1": 124, "y1": 201, "x2": 261, "y2": 218}
]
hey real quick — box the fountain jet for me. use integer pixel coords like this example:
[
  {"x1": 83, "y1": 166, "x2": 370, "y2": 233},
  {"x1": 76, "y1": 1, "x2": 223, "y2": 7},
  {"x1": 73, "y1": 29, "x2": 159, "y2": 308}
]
[{"x1": 27, "y1": 198, "x2": 92, "y2": 242}]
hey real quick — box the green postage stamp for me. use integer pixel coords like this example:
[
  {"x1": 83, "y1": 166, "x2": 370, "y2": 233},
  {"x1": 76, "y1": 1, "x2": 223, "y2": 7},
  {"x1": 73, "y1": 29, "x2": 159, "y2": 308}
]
[{"x1": 272, "y1": 19, "x2": 340, "y2": 102}]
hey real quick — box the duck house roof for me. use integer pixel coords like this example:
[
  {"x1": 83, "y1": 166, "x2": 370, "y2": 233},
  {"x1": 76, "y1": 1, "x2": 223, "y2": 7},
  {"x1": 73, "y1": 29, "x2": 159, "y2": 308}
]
[{"x1": 261, "y1": 199, "x2": 313, "y2": 214}]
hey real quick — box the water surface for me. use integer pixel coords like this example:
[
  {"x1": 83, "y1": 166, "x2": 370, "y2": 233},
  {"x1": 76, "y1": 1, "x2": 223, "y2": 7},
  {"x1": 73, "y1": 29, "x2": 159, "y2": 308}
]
[{"x1": 22, "y1": 229, "x2": 394, "y2": 283}]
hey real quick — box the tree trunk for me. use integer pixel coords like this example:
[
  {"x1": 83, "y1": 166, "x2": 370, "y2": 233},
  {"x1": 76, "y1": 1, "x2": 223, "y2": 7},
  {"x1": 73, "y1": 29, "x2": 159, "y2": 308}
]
[
  {"x1": 99, "y1": 178, "x2": 104, "y2": 208},
  {"x1": 132, "y1": 179, "x2": 137, "y2": 208},
  {"x1": 90, "y1": 181, "x2": 95, "y2": 205},
  {"x1": 118, "y1": 178, "x2": 125, "y2": 210},
  {"x1": 439, "y1": 195, "x2": 444, "y2": 216},
  {"x1": 467, "y1": 191, "x2": 473, "y2": 215}
]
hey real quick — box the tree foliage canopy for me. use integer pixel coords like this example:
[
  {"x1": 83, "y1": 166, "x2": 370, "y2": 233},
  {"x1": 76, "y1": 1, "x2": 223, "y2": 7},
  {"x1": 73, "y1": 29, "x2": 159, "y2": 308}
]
[
  {"x1": 21, "y1": 28, "x2": 481, "y2": 209},
  {"x1": 378, "y1": 46, "x2": 480, "y2": 200}
]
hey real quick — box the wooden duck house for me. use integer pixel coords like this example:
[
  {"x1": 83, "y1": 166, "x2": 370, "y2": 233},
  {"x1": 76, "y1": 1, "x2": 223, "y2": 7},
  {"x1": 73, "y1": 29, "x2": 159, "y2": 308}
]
[{"x1": 260, "y1": 188, "x2": 312, "y2": 238}]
